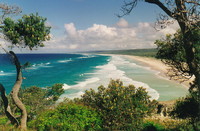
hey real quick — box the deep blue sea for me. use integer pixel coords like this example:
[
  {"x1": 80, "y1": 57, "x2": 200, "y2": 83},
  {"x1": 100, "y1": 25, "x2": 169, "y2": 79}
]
[
  {"x1": 0, "y1": 53, "x2": 187, "y2": 101},
  {"x1": 0, "y1": 54, "x2": 110, "y2": 93}
]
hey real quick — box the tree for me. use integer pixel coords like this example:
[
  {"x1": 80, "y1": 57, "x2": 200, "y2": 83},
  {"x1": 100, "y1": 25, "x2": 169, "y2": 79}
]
[
  {"x1": 0, "y1": 4, "x2": 51, "y2": 130},
  {"x1": 80, "y1": 80, "x2": 157, "y2": 130},
  {"x1": 120, "y1": 0, "x2": 200, "y2": 119},
  {"x1": 155, "y1": 28, "x2": 200, "y2": 89},
  {"x1": 155, "y1": 29, "x2": 200, "y2": 130}
]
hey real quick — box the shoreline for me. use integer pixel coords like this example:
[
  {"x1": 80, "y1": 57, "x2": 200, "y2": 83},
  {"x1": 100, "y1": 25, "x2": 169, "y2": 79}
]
[
  {"x1": 99, "y1": 54, "x2": 188, "y2": 101},
  {"x1": 123, "y1": 55, "x2": 192, "y2": 89}
]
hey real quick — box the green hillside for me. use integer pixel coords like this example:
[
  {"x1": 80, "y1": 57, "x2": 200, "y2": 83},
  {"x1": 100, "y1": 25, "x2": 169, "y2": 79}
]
[{"x1": 89, "y1": 48, "x2": 158, "y2": 57}]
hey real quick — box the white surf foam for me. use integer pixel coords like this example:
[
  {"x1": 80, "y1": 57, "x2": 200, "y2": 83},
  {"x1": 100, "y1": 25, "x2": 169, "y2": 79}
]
[
  {"x1": 59, "y1": 55, "x2": 159, "y2": 101},
  {"x1": 59, "y1": 91, "x2": 85, "y2": 101},
  {"x1": 77, "y1": 54, "x2": 97, "y2": 59},
  {"x1": 27, "y1": 62, "x2": 53, "y2": 70},
  {"x1": 95, "y1": 56, "x2": 159, "y2": 100},
  {"x1": 58, "y1": 59, "x2": 72, "y2": 63},
  {"x1": 62, "y1": 77, "x2": 100, "y2": 90},
  {"x1": 0, "y1": 70, "x2": 5, "y2": 76},
  {"x1": 0, "y1": 70, "x2": 15, "y2": 76},
  {"x1": 62, "y1": 83, "x2": 72, "y2": 90},
  {"x1": 59, "y1": 77, "x2": 100, "y2": 100}
]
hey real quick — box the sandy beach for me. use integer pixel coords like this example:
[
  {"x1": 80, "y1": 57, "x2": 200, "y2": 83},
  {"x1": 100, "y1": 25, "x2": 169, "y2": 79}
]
[
  {"x1": 124, "y1": 55, "x2": 168, "y2": 76},
  {"x1": 123, "y1": 55, "x2": 192, "y2": 88}
]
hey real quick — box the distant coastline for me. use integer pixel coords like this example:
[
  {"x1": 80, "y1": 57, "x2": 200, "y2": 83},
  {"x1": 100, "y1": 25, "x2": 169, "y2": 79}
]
[{"x1": 84, "y1": 48, "x2": 158, "y2": 57}]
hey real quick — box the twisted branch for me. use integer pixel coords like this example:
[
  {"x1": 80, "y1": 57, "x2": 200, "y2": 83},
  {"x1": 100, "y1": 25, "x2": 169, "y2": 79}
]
[{"x1": 0, "y1": 84, "x2": 19, "y2": 126}]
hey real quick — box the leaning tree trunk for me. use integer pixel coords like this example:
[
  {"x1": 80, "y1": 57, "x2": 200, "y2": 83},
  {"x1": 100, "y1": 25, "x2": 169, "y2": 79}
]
[
  {"x1": 175, "y1": 0, "x2": 200, "y2": 96},
  {"x1": 0, "y1": 83, "x2": 19, "y2": 126},
  {"x1": 9, "y1": 51, "x2": 27, "y2": 130}
]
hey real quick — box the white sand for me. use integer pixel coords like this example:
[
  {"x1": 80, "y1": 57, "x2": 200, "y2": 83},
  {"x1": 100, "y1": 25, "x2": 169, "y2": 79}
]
[{"x1": 123, "y1": 55, "x2": 193, "y2": 88}]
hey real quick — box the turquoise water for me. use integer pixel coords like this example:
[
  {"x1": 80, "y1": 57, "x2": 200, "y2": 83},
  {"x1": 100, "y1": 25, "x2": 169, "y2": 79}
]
[
  {"x1": 0, "y1": 54, "x2": 110, "y2": 93},
  {"x1": 0, "y1": 54, "x2": 188, "y2": 101},
  {"x1": 119, "y1": 56, "x2": 188, "y2": 101}
]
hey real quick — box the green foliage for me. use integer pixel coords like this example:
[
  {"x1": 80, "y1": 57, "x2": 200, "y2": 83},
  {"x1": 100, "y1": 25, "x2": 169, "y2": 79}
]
[
  {"x1": 0, "y1": 116, "x2": 20, "y2": 130},
  {"x1": 143, "y1": 117, "x2": 197, "y2": 131},
  {"x1": 174, "y1": 122, "x2": 200, "y2": 131},
  {"x1": 192, "y1": 27, "x2": 200, "y2": 64},
  {"x1": 156, "y1": 28, "x2": 200, "y2": 65},
  {"x1": 46, "y1": 83, "x2": 65, "y2": 101},
  {"x1": 155, "y1": 27, "x2": 200, "y2": 130},
  {"x1": 80, "y1": 79, "x2": 157, "y2": 130},
  {"x1": 155, "y1": 27, "x2": 200, "y2": 82},
  {"x1": 3, "y1": 13, "x2": 51, "y2": 50},
  {"x1": 171, "y1": 95, "x2": 199, "y2": 120},
  {"x1": 155, "y1": 32, "x2": 186, "y2": 62},
  {"x1": 0, "y1": 125, "x2": 21, "y2": 131},
  {"x1": 18, "y1": 84, "x2": 64, "y2": 120},
  {"x1": 93, "y1": 48, "x2": 157, "y2": 57},
  {"x1": 142, "y1": 121, "x2": 165, "y2": 131},
  {"x1": 0, "y1": 116, "x2": 8, "y2": 125},
  {"x1": 29, "y1": 103, "x2": 102, "y2": 131},
  {"x1": 170, "y1": 94, "x2": 200, "y2": 130},
  {"x1": 19, "y1": 86, "x2": 49, "y2": 120}
]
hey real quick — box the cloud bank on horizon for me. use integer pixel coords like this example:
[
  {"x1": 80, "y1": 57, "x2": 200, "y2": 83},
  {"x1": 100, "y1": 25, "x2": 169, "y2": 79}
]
[
  {"x1": 0, "y1": 19, "x2": 179, "y2": 53},
  {"x1": 41, "y1": 18, "x2": 178, "y2": 53}
]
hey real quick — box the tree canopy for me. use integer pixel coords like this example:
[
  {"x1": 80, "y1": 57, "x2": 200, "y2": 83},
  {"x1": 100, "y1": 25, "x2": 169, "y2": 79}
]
[
  {"x1": 155, "y1": 26, "x2": 200, "y2": 80},
  {"x1": 2, "y1": 13, "x2": 51, "y2": 50}
]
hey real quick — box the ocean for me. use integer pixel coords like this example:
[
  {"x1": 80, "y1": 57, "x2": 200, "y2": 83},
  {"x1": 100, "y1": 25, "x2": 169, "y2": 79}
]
[{"x1": 0, "y1": 53, "x2": 187, "y2": 101}]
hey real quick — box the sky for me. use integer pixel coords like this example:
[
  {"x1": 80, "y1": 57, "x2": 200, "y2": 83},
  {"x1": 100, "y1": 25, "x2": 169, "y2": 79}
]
[{"x1": 0, "y1": 0, "x2": 179, "y2": 53}]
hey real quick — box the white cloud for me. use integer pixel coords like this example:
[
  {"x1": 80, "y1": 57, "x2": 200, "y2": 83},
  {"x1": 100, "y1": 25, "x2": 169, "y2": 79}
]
[
  {"x1": 40, "y1": 19, "x2": 179, "y2": 53},
  {"x1": 116, "y1": 18, "x2": 129, "y2": 28},
  {"x1": 69, "y1": 44, "x2": 79, "y2": 49},
  {"x1": 1, "y1": 19, "x2": 179, "y2": 53},
  {"x1": 64, "y1": 23, "x2": 77, "y2": 37}
]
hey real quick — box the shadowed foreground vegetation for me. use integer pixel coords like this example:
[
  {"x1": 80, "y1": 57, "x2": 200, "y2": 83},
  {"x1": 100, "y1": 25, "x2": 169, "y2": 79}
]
[{"x1": 0, "y1": 80, "x2": 199, "y2": 130}]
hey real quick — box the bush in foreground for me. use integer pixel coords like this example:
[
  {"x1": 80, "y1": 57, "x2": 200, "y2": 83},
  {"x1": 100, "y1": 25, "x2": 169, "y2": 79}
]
[
  {"x1": 29, "y1": 103, "x2": 102, "y2": 131},
  {"x1": 80, "y1": 79, "x2": 157, "y2": 130},
  {"x1": 171, "y1": 94, "x2": 200, "y2": 130},
  {"x1": 12, "y1": 84, "x2": 63, "y2": 121}
]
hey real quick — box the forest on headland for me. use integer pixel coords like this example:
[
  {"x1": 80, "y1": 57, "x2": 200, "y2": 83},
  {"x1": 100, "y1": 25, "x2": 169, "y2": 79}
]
[
  {"x1": 87, "y1": 48, "x2": 158, "y2": 57},
  {"x1": 0, "y1": 0, "x2": 200, "y2": 130}
]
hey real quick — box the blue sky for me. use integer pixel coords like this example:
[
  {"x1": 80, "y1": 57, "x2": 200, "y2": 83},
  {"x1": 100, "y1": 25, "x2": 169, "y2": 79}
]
[{"x1": 1, "y1": 0, "x2": 178, "y2": 53}]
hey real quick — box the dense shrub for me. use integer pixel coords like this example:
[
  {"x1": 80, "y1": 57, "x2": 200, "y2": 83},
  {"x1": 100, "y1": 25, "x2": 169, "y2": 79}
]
[
  {"x1": 143, "y1": 117, "x2": 193, "y2": 131},
  {"x1": 171, "y1": 94, "x2": 200, "y2": 130},
  {"x1": 0, "y1": 116, "x2": 8, "y2": 125},
  {"x1": 46, "y1": 83, "x2": 65, "y2": 101},
  {"x1": 29, "y1": 103, "x2": 102, "y2": 131},
  {"x1": 171, "y1": 95, "x2": 199, "y2": 119},
  {"x1": 142, "y1": 121, "x2": 165, "y2": 131},
  {"x1": 18, "y1": 84, "x2": 64, "y2": 120},
  {"x1": 80, "y1": 79, "x2": 157, "y2": 130}
]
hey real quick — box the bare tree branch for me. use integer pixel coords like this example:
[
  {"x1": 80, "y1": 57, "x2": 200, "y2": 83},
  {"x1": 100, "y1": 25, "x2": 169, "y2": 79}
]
[
  {"x1": 145, "y1": 0, "x2": 174, "y2": 17},
  {"x1": 186, "y1": 0, "x2": 200, "y2": 6},
  {"x1": 0, "y1": 4, "x2": 21, "y2": 24}
]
